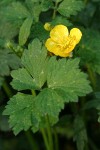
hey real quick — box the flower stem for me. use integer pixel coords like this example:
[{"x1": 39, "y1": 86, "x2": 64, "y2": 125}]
[
  {"x1": 31, "y1": 89, "x2": 36, "y2": 97},
  {"x1": 45, "y1": 115, "x2": 54, "y2": 150},
  {"x1": 40, "y1": 115, "x2": 54, "y2": 150},
  {"x1": 52, "y1": 1, "x2": 58, "y2": 19},
  {"x1": 2, "y1": 80, "x2": 13, "y2": 98},
  {"x1": 31, "y1": 92, "x2": 53, "y2": 150},
  {"x1": 40, "y1": 128, "x2": 50, "y2": 150}
]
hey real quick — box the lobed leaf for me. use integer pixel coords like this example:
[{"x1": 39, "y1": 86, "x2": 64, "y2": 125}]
[
  {"x1": 47, "y1": 57, "x2": 92, "y2": 102},
  {"x1": 22, "y1": 39, "x2": 48, "y2": 89},
  {"x1": 58, "y1": 0, "x2": 84, "y2": 17},
  {"x1": 3, "y1": 2, "x2": 30, "y2": 20},
  {"x1": 3, "y1": 93, "x2": 35, "y2": 135},
  {"x1": 0, "y1": 50, "x2": 21, "y2": 76},
  {"x1": 11, "y1": 39, "x2": 48, "y2": 91},
  {"x1": 35, "y1": 88, "x2": 64, "y2": 117},
  {"x1": 11, "y1": 68, "x2": 40, "y2": 91}
]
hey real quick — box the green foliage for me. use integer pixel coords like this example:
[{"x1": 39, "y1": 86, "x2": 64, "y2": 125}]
[
  {"x1": 11, "y1": 39, "x2": 48, "y2": 90},
  {"x1": 35, "y1": 88, "x2": 64, "y2": 117},
  {"x1": 32, "y1": 22, "x2": 49, "y2": 41},
  {"x1": 0, "y1": 49, "x2": 21, "y2": 76},
  {"x1": 0, "y1": 0, "x2": 100, "y2": 149},
  {"x1": 51, "y1": 16, "x2": 72, "y2": 26},
  {"x1": 22, "y1": 39, "x2": 48, "y2": 88},
  {"x1": 25, "y1": 0, "x2": 53, "y2": 22},
  {"x1": 58, "y1": 0, "x2": 84, "y2": 17},
  {"x1": 3, "y1": 93, "x2": 35, "y2": 135},
  {"x1": 41, "y1": 0, "x2": 54, "y2": 12},
  {"x1": 11, "y1": 68, "x2": 39, "y2": 91},
  {"x1": 3, "y1": 89, "x2": 61, "y2": 134},
  {"x1": 83, "y1": 92, "x2": 100, "y2": 122},
  {"x1": 73, "y1": 115, "x2": 87, "y2": 150},
  {"x1": 47, "y1": 57, "x2": 92, "y2": 102},
  {"x1": 77, "y1": 29, "x2": 100, "y2": 75},
  {"x1": 0, "y1": 22, "x2": 19, "y2": 40},
  {"x1": 4, "y1": 38, "x2": 92, "y2": 135},
  {"x1": 3, "y1": 2, "x2": 30, "y2": 20},
  {"x1": 19, "y1": 17, "x2": 33, "y2": 46}
]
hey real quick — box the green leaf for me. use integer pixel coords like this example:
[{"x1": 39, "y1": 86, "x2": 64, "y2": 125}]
[
  {"x1": 77, "y1": 29, "x2": 100, "y2": 75},
  {"x1": 32, "y1": 4, "x2": 42, "y2": 22},
  {"x1": 76, "y1": 3, "x2": 96, "y2": 27},
  {"x1": 21, "y1": 38, "x2": 48, "y2": 89},
  {"x1": 51, "y1": 16, "x2": 72, "y2": 27},
  {"x1": 11, "y1": 39, "x2": 48, "y2": 91},
  {"x1": 58, "y1": 0, "x2": 84, "y2": 17},
  {"x1": 3, "y1": 89, "x2": 62, "y2": 134},
  {"x1": 0, "y1": 38, "x2": 5, "y2": 47},
  {"x1": 41, "y1": 0, "x2": 54, "y2": 11},
  {"x1": 47, "y1": 57, "x2": 92, "y2": 102},
  {"x1": 0, "y1": 0, "x2": 16, "y2": 7},
  {"x1": 0, "y1": 21, "x2": 19, "y2": 39},
  {"x1": 11, "y1": 68, "x2": 40, "y2": 91},
  {"x1": 0, "y1": 49, "x2": 21, "y2": 76},
  {"x1": 35, "y1": 88, "x2": 64, "y2": 117},
  {"x1": 3, "y1": 93, "x2": 35, "y2": 135},
  {"x1": 19, "y1": 17, "x2": 33, "y2": 46},
  {"x1": 3, "y1": 2, "x2": 30, "y2": 20},
  {"x1": 25, "y1": 0, "x2": 40, "y2": 18},
  {"x1": 3, "y1": 56, "x2": 92, "y2": 135},
  {"x1": 73, "y1": 115, "x2": 87, "y2": 150}
]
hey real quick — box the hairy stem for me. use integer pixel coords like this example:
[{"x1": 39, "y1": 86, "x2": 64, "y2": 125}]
[
  {"x1": 52, "y1": 1, "x2": 58, "y2": 19},
  {"x1": 40, "y1": 128, "x2": 50, "y2": 150},
  {"x1": 31, "y1": 89, "x2": 36, "y2": 97},
  {"x1": 2, "y1": 80, "x2": 13, "y2": 98},
  {"x1": 46, "y1": 115, "x2": 54, "y2": 150}
]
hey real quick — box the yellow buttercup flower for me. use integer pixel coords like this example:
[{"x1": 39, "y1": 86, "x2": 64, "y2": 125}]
[{"x1": 45, "y1": 25, "x2": 82, "y2": 57}]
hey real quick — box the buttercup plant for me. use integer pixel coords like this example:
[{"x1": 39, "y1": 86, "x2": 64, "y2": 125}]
[{"x1": 0, "y1": 0, "x2": 100, "y2": 150}]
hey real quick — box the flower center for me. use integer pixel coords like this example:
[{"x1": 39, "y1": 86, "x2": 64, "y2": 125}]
[{"x1": 57, "y1": 35, "x2": 76, "y2": 51}]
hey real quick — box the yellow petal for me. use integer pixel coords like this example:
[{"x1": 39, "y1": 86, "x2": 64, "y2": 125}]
[
  {"x1": 45, "y1": 38, "x2": 72, "y2": 57},
  {"x1": 45, "y1": 38, "x2": 60, "y2": 55},
  {"x1": 50, "y1": 25, "x2": 69, "y2": 44},
  {"x1": 58, "y1": 51, "x2": 71, "y2": 57},
  {"x1": 70, "y1": 28, "x2": 82, "y2": 44},
  {"x1": 64, "y1": 40, "x2": 77, "y2": 54}
]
